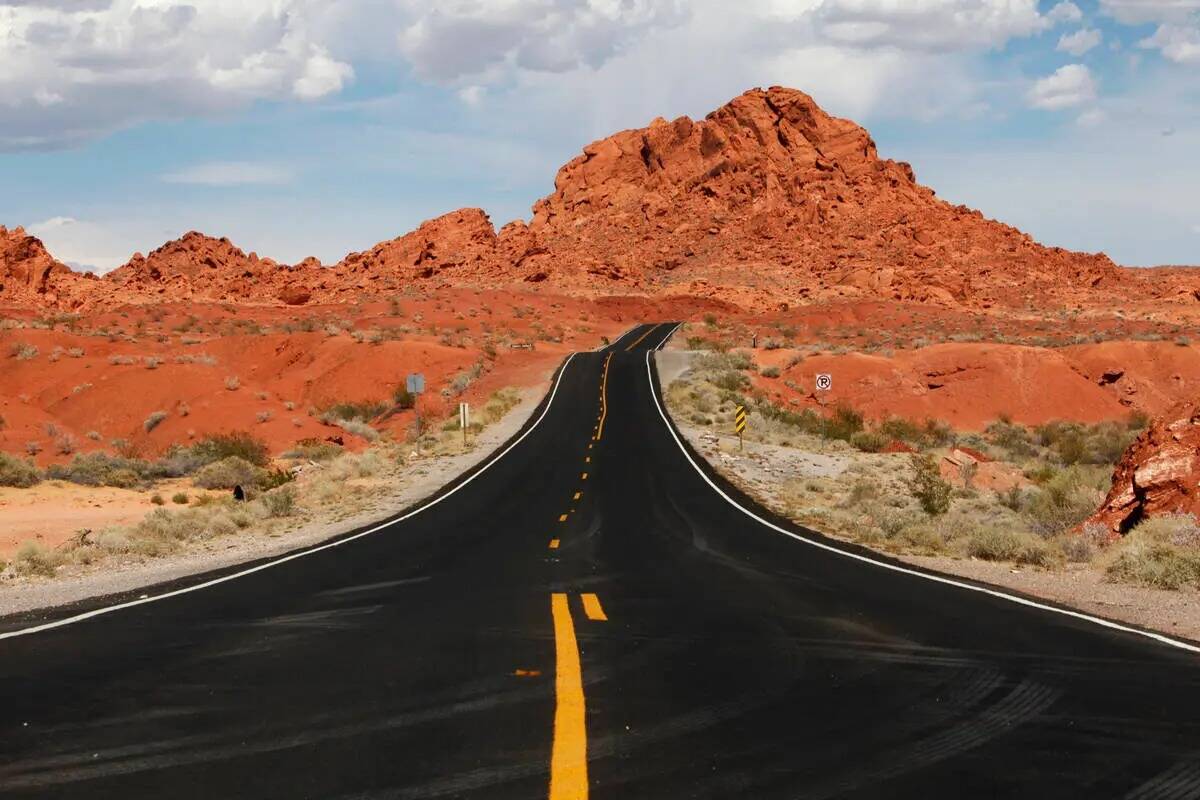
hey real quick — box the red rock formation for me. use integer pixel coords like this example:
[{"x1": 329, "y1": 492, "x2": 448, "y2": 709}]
[
  {"x1": 3, "y1": 86, "x2": 1198, "y2": 310},
  {"x1": 0, "y1": 226, "x2": 81, "y2": 305},
  {"x1": 1088, "y1": 402, "x2": 1200, "y2": 534}
]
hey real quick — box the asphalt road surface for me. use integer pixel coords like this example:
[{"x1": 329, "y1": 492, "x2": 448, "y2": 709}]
[{"x1": 4, "y1": 322, "x2": 1200, "y2": 799}]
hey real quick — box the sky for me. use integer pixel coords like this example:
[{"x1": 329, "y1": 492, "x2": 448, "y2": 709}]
[{"x1": 0, "y1": 0, "x2": 1197, "y2": 272}]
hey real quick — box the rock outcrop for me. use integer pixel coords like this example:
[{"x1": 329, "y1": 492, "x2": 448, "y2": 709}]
[
  {"x1": 3, "y1": 86, "x2": 1198, "y2": 310},
  {"x1": 1089, "y1": 402, "x2": 1200, "y2": 534},
  {"x1": 0, "y1": 226, "x2": 81, "y2": 305}
]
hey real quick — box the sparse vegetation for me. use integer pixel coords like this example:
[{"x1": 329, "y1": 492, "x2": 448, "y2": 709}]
[
  {"x1": 143, "y1": 410, "x2": 168, "y2": 432},
  {"x1": 0, "y1": 453, "x2": 41, "y2": 488}
]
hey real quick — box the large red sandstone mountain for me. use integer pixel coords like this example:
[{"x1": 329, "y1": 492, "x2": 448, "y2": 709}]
[
  {"x1": 3, "y1": 87, "x2": 1197, "y2": 310},
  {"x1": 0, "y1": 226, "x2": 85, "y2": 305}
]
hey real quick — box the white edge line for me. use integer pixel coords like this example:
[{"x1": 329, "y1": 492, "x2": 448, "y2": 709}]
[
  {"x1": 0, "y1": 353, "x2": 581, "y2": 641},
  {"x1": 654, "y1": 322, "x2": 682, "y2": 351},
  {"x1": 597, "y1": 325, "x2": 640, "y2": 352},
  {"x1": 645, "y1": 351, "x2": 1200, "y2": 656}
]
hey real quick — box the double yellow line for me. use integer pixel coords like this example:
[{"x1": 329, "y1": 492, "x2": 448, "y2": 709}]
[
  {"x1": 596, "y1": 353, "x2": 612, "y2": 441},
  {"x1": 549, "y1": 593, "x2": 607, "y2": 799},
  {"x1": 624, "y1": 323, "x2": 661, "y2": 352}
]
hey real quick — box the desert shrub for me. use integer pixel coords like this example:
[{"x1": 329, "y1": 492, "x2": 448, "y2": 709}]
[
  {"x1": 45, "y1": 452, "x2": 149, "y2": 487},
  {"x1": 760, "y1": 365, "x2": 781, "y2": 378},
  {"x1": 143, "y1": 410, "x2": 168, "y2": 432},
  {"x1": 9, "y1": 342, "x2": 38, "y2": 360},
  {"x1": 282, "y1": 440, "x2": 342, "y2": 461},
  {"x1": 393, "y1": 387, "x2": 416, "y2": 409},
  {"x1": 877, "y1": 417, "x2": 924, "y2": 446},
  {"x1": 1023, "y1": 467, "x2": 1104, "y2": 536},
  {"x1": 850, "y1": 430, "x2": 888, "y2": 453},
  {"x1": 193, "y1": 456, "x2": 266, "y2": 490},
  {"x1": 1111, "y1": 546, "x2": 1200, "y2": 590},
  {"x1": 333, "y1": 418, "x2": 379, "y2": 442},
  {"x1": 907, "y1": 453, "x2": 952, "y2": 516},
  {"x1": 191, "y1": 432, "x2": 270, "y2": 467},
  {"x1": 13, "y1": 542, "x2": 62, "y2": 577},
  {"x1": 824, "y1": 405, "x2": 865, "y2": 442},
  {"x1": 151, "y1": 493, "x2": 165, "y2": 505},
  {"x1": 225, "y1": 376, "x2": 240, "y2": 391},
  {"x1": 712, "y1": 370, "x2": 749, "y2": 392},
  {"x1": 256, "y1": 410, "x2": 273, "y2": 424},
  {"x1": 259, "y1": 468, "x2": 295, "y2": 490},
  {"x1": 321, "y1": 399, "x2": 388, "y2": 423},
  {"x1": 261, "y1": 485, "x2": 296, "y2": 517},
  {"x1": 986, "y1": 420, "x2": 1037, "y2": 459},
  {"x1": 482, "y1": 387, "x2": 521, "y2": 424},
  {"x1": 0, "y1": 453, "x2": 41, "y2": 488},
  {"x1": 172, "y1": 492, "x2": 189, "y2": 504},
  {"x1": 963, "y1": 526, "x2": 1060, "y2": 566}
]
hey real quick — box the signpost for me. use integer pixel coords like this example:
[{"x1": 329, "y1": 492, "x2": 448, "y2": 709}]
[
  {"x1": 815, "y1": 373, "x2": 832, "y2": 450},
  {"x1": 734, "y1": 404, "x2": 747, "y2": 450},
  {"x1": 407, "y1": 373, "x2": 426, "y2": 454},
  {"x1": 459, "y1": 402, "x2": 470, "y2": 445}
]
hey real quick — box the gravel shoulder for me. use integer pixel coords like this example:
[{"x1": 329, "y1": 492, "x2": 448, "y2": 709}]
[
  {"x1": 655, "y1": 352, "x2": 1200, "y2": 645},
  {"x1": 0, "y1": 384, "x2": 549, "y2": 617}
]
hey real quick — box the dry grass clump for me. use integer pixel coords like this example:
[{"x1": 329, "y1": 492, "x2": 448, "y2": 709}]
[
  {"x1": 1107, "y1": 514, "x2": 1200, "y2": 589},
  {"x1": 0, "y1": 452, "x2": 40, "y2": 488},
  {"x1": 192, "y1": 456, "x2": 266, "y2": 489}
]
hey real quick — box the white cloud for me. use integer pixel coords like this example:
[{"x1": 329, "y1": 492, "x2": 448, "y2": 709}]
[
  {"x1": 1028, "y1": 64, "x2": 1097, "y2": 110},
  {"x1": 396, "y1": 0, "x2": 688, "y2": 81},
  {"x1": 1047, "y1": 2, "x2": 1083, "y2": 23},
  {"x1": 1099, "y1": 0, "x2": 1200, "y2": 24},
  {"x1": 293, "y1": 46, "x2": 354, "y2": 99},
  {"x1": 1192, "y1": 224, "x2": 1200, "y2": 234},
  {"x1": 1058, "y1": 27, "x2": 1102, "y2": 55},
  {"x1": 457, "y1": 85, "x2": 487, "y2": 107},
  {"x1": 26, "y1": 217, "x2": 131, "y2": 273},
  {"x1": 1140, "y1": 24, "x2": 1200, "y2": 63},
  {"x1": 1076, "y1": 108, "x2": 1107, "y2": 126},
  {"x1": 812, "y1": 0, "x2": 1049, "y2": 50},
  {"x1": 162, "y1": 162, "x2": 294, "y2": 187},
  {"x1": 0, "y1": 1, "x2": 355, "y2": 150}
]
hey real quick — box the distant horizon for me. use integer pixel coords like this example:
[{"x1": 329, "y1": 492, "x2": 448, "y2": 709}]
[{"x1": 2, "y1": 1, "x2": 1197, "y2": 270}]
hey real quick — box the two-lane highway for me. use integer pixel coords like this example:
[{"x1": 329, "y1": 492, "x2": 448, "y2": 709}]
[{"x1": 4, "y1": 322, "x2": 1200, "y2": 798}]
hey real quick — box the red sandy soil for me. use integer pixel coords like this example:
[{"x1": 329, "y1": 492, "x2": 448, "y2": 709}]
[{"x1": 0, "y1": 291, "x2": 735, "y2": 463}]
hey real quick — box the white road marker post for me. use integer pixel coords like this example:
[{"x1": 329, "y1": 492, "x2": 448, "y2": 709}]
[{"x1": 459, "y1": 401, "x2": 469, "y2": 446}]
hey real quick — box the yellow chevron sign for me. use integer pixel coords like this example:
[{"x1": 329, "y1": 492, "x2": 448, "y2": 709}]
[{"x1": 734, "y1": 405, "x2": 747, "y2": 434}]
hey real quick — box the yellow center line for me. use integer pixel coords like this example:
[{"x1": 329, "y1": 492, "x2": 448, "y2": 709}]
[
  {"x1": 596, "y1": 353, "x2": 613, "y2": 440},
  {"x1": 624, "y1": 323, "x2": 661, "y2": 352},
  {"x1": 573, "y1": 492, "x2": 581, "y2": 501},
  {"x1": 549, "y1": 538, "x2": 560, "y2": 550},
  {"x1": 550, "y1": 593, "x2": 589, "y2": 800},
  {"x1": 585, "y1": 456, "x2": 590, "y2": 463},
  {"x1": 581, "y1": 594, "x2": 608, "y2": 622},
  {"x1": 559, "y1": 514, "x2": 569, "y2": 522},
  {"x1": 581, "y1": 472, "x2": 588, "y2": 481}
]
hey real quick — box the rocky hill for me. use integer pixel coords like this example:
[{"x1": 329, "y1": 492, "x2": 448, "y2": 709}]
[{"x1": 3, "y1": 86, "x2": 1197, "y2": 311}]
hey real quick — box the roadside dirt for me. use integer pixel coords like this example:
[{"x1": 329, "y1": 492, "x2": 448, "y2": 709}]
[
  {"x1": 0, "y1": 382, "x2": 550, "y2": 617},
  {"x1": 656, "y1": 352, "x2": 1200, "y2": 645}
]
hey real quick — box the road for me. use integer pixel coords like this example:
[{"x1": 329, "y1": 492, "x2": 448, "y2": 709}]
[{"x1": 3, "y1": 322, "x2": 1200, "y2": 799}]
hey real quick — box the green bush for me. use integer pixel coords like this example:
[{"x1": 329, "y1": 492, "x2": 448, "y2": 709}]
[
  {"x1": 907, "y1": 453, "x2": 952, "y2": 516},
  {"x1": 760, "y1": 365, "x2": 781, "y2": 378},
  {"x1": 192, "y1": 432, "x2": 271, "y2": 467},
  {"x1": 45, "y1": 453, "x2": 149, "y2": 487},
  {"x1": 321, "y1": 400, "x2": 389, "y2": 423},
  {"x1": 825, "y1": 405, "x2": 865, "y2": 442},
  {"x1": 1108, "y1": 542, "x2": 1200, "y2": 589},
  {"x1": 193, "y1": 456, "x2": 266, "y2": 490},
  {"x1": 0, "y1": 452, "x2": 40, "y2": 488},
  {"x1": 172, "y1": 492, "x2": 189, "y2": 505},
  {"x1": 964, "y1": 526, "x2": 1060, "y2": 566},
  {"x1": 392, "y1": 387, "x2": 416, "y2": 409},
  {"x1": 281, "y1": 440, "x2": 342, "y2": 461},
  {"x1": 1023, "y1": 468, "x2": 1103, "y2": 536},
  {"x1": 850, "y1": 430, "x2": 888, "y2": 453}
]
